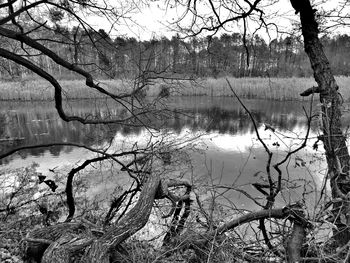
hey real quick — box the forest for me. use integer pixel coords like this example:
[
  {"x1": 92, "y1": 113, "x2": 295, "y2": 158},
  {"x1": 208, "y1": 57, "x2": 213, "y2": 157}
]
[{"x1": 2, "y1": 26, "x2": 350, "y2": 80}]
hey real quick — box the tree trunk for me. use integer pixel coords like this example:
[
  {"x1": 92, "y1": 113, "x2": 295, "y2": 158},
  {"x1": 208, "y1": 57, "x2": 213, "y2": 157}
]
[
  {"x1": 80, "y1": 173, "x2": 160, "y2": 263},
  {"x1": 292, "y1": 0, "x2": 350, "y2": 247},
  {"x1": 286, "y1": 222, "x2": 306, "y2": 263},
  {"x1": 24, "y1": 173, "x2": 161, "y2": 263}
]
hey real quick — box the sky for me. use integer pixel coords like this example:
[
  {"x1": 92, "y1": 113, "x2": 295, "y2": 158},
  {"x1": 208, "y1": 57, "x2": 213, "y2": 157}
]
[
  {"x1": 88, "y1": 0, "x2": 291, "y2": 40},
  {"x1": 88, "y1": 1, "x2": 184, "y2": 40},
  {"x1": 80, "y1": 0, "x2": 350, "y2": 41}
]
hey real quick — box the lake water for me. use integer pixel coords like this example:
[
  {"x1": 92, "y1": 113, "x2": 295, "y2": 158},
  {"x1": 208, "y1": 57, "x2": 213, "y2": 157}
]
[{"x1": 1, "y1": 97, "x2": 346, "y2": 214}]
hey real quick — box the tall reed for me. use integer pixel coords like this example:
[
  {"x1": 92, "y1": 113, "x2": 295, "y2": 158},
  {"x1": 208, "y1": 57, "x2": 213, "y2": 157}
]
[{"x1": 1, "y1": 77, "x2": 350, "y2": 101}]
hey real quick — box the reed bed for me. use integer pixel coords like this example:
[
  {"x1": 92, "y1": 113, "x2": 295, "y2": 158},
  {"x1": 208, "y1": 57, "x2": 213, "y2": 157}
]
[
  {"x1": 187, "y1": 76, "x2": 350, "y2": 101},
  {"x1": 1, "y1": 77, "x2": 350, "y2": 101},
  {"x1": 0, "y1": 79, "x2": 129, "y2": 101}
]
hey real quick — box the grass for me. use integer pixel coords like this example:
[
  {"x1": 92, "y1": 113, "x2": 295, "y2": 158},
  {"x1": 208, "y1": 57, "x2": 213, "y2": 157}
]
[
  {"x1": 190, "y1": 76, "x2": 350, "y2": 101},
  {"x1": 1, "y1": 76, "x2": 350, "y2": 101},
  {"x1": 0, "y1": 79, "x2": 130, "y2": 101}
]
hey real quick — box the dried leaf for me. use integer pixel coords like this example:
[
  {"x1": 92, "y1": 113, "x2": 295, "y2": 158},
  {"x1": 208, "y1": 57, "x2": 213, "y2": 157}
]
[{"x1": 340, "y1": 214, "x2": 347, "y2": 225}]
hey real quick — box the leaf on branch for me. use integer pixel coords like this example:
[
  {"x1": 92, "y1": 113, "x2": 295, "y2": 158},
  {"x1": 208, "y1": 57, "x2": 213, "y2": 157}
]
[
  {"x1": 264, "y1": 124, "x2": 275, "y2": 132},
  {"x1": 340, "y1": 214, "x2": 347, "y2": 225}
]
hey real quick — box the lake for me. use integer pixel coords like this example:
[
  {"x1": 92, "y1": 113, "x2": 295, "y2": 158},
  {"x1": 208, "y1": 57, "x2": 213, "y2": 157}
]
[{"x1": 0, "y1": 97, "x2": 343, "y2": 215}]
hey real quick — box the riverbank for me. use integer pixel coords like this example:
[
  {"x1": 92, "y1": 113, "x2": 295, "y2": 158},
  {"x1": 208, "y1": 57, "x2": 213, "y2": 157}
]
[{"x1": 1, "y1": 77, "x2": 350, "y2": 101}]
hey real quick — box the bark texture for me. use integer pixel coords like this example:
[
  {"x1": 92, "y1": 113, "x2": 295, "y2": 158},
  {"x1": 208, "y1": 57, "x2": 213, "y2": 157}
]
[
  {"x1": 24, "y1": 222, "x2": 90, "y2": 262},
  {"x1": 80, "y1": 173, "x2": 160, "y2": 263},
  {"x1": 291, "y1": 0, "x2": 350, "y2": 247},
  {"x1": 24, "y1": 173, "x2": 160, "y2": 263},
  {"x1": 286, "y1": 222, "x2": 306, "y2": 262}
]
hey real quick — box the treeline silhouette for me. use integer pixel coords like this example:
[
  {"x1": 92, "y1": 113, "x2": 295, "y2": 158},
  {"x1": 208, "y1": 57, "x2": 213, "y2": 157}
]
[{"x1": 1, "y1": 27, "x2": 350, "y2": 80}]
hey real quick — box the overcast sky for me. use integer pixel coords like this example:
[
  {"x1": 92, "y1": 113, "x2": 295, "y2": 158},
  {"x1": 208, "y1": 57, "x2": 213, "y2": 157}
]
[{"x1": 86, "y1": 0, "x2": 349, "y2": 41}]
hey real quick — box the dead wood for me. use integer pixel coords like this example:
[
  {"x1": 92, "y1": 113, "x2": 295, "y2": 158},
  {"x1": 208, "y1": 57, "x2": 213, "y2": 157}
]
[{"x1": 23, "y1": 173, "x2": 160, "y2": 263}]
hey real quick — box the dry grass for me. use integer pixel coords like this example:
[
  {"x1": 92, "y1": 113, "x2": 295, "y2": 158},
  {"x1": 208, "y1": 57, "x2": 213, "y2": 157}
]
[
  {"x1": 1, "y1": 77, "x2": 350, "y2": 101},
  {"x1": 0, "y1": 79, "x2": 132, "y2": 100},
  {"x1": 185, "y1": 76, "x2": 350, "y2": 101}
]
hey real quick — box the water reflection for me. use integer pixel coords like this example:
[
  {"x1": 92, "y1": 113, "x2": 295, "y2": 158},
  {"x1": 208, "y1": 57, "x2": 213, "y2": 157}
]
[
  {"x1": 0, "y1": 98, "x2": 315, "y2": 165},
  {"x1": 0, "y1": 97, "x2": 335, "y2": 213},
  {"x1": 196, "y1": 126, "x2": 325, "y2": 212},
  {"x1": 170, "y1": 97, "x2": 312, "y2": 133}
]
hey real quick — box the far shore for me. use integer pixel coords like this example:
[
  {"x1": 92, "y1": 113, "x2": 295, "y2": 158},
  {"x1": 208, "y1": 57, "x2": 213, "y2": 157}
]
[{"x1": 1, "y1": 76, "x2": 349, "y2": 102}]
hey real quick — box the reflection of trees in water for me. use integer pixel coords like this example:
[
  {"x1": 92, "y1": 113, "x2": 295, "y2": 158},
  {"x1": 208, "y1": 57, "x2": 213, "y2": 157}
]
[
  {"x1": 0, "y1": 113, "x2": 6, "y2": 138},
  {"x1": 166, "y1": 97, "x2": 314, "y2": 134},
  {"x1": 168, "y1": 106, "x2": 306, "y2": 135},
  {"x1": 0, "y1": 109, "x2": 111, "y2": 164},
  {"x1": 0, "y1": 99, "x2": 311, "y2": 163}
]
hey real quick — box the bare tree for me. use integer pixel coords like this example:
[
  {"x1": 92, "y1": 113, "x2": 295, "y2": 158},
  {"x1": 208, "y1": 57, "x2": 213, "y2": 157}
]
[
  {"x1": 292, "y1": 0, "x2": 350, "y2": 249},
  {"x1": 168, "y1": 0, "x2": 350, "y2": 253},
  {"x1": 2, "y1": 0, "x2": 350, "y2": 262},
  {"x1": 0, "y1": 0, "x2": 195, "y2": 262}
]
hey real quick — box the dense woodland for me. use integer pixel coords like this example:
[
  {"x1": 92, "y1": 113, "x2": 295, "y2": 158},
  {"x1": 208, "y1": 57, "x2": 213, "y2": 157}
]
[{"x1": 2, "y1": 26, "x2": 350, "y2": 80}]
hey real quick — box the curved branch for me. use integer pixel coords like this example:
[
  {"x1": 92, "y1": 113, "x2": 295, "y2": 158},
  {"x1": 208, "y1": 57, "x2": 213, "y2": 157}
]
[
  {"x1": 0, "y1": 142, "x2": 140, "y2": 160},
  {"x1": 81, "y1": 172, "x2": 161, "y2": 262},
  {"x1": 0, "y1": 26, "x2": 129, "y2": 100},
  {"x1": 259, "y1": 218, "x2": 281, "y2": 257},
  {"x1": 155, "y1": 179, "x2": 192, "y2": 218},
  {"x1": 0, "y1": 142, "x2": 89, "y2": 160},
  {"x1": 182, "y1": 0, "x2": 263, "y2": 37},
  {"x1": 104, "y1": 186, "x2": 138, "y2": 226},
  {"x1": 175, "y1": 197, "x2": 191, "y2": 235},
  {"x1": 0, "y1": 47, "x2": 134, "y2": 124},
  {"x1": 273, "y1": 105, "x2": 313, "y2": 196},
  {"x1": 217, "y1": 208, "x2": 288, "y2": 235},
  {"x1": 25, "y1": 172, "x2": 161, "y2": 263},
  {"x1": 65, "y1": 155, "x2": 111, "y2": 222},
  {"x1": 227, "y1": 79, "x2": 274, "y2": 203},
  {"x1": 0, "y1": 0, "x2": 46, "y2": 25}
]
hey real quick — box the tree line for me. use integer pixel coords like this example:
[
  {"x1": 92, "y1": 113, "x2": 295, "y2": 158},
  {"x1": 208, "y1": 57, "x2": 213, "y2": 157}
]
[{"x1": 2, "y1": 26, "x2": 350, "y2": 80}]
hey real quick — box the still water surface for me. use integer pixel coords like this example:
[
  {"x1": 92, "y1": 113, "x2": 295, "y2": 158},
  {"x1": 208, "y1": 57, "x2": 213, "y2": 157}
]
[{"x1": 1, "y1": 97, "x2": 345, "y2": 212}]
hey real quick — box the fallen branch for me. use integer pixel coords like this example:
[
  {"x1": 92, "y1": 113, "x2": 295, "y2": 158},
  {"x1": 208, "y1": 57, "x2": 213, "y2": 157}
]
[
  {"x1": 171, "y1": 205, "x2": 308, "y2": 249},
  {"x1": 286, "y1": 222, "x2": 306, "y2": 262},
  {"x1": 217, "y1": 208, "x2": 288, "y2": 234}
]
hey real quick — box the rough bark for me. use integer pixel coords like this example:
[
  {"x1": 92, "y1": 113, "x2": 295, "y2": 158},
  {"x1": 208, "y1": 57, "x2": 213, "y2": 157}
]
[
  {"x1": 24, "y1": 202, "x2": 307, "y2": 262},
  {"x1": 160, "y1": 179, "x2": 192, "y2": 246},
  {"x1": 42, "y1": 234, "x2": 93, "y2": 263},
  {"x1": 291, "y1": 0, "x2": 350, "y2": 247},
  {"x1": 218, "y1": 207, "x2": 289, "y2": 234},
  {"x1": 24, "y1": 222, "x2": 91, "y2": 262},
  {"x1": 80, "y1": 173, "x2": 160, "y2": 263},
  {"x1": 166, "y1": 206, "x2": 307, "y2": 262},
  {"x1": 286, "y1": 223, "x2": 306, "y2": 263},
  {"x1": 23, "y1": 173, "x2": 161, "y2": 263}
]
